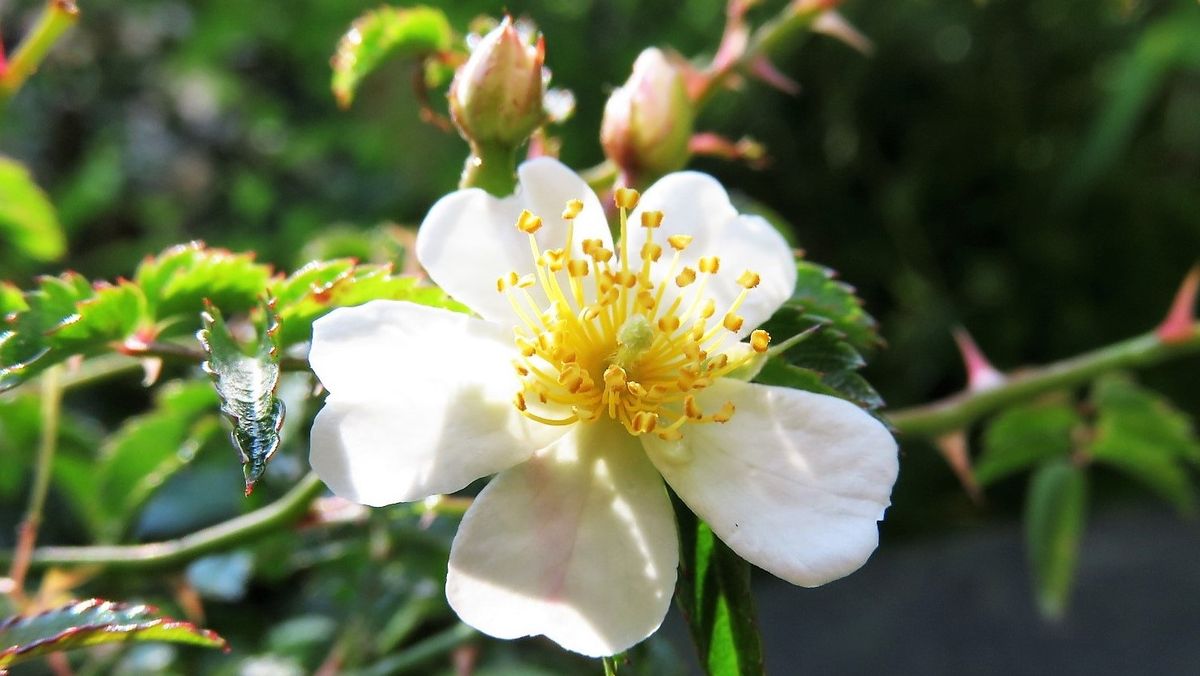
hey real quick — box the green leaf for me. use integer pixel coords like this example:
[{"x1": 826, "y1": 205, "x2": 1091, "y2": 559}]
[
  {"x1": 674, "y1": 498, "x2": 764, "y2": 676},
  {"x1": 753, "y1": 357, "x2": 883, "y2": 411},
  {"x1": 0, "y1": 156, "x2": 66, "y2": 262},
  {"x1": 134, "y1": 241, "x2": 271, "y2": 325},
  {"x1": 976, "y1": 403, "x2": 1081, "y2": 486},
  {"x1": 1024, "y1": 461, "x2": 1087, "y2": 620},
  {"x1": 0, "y1": 598, "x2": 227, "y2": 668},
  {"x1": 95, "y1": 380, "x2": 220, "y2": 538},
  {"x1": 200, "y1": 298, "x2": 285, "y2": 495},
  {"x1": 0, "y1": 273, "x2": 95, "y2": 392},
  {"x1": 774, "y1": 260, "x2": 881, "y2": 354},
  {"x1": 331, "y1": 6, "x2": 454, "y2": 109},
  {"x1": 759, "y1": 260, "x2": 884, "y2": 410},
  {"x1": 1088, "y1": 374, "x2": 1199, "y2": 513},
  {"x1": 270, "y1": 260, "x2": 466, "y2": 347}
]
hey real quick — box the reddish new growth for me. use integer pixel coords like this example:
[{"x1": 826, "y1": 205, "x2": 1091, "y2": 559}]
[{"x1": 1156, "y1": 265, "x2": 1200, "y2": 345}]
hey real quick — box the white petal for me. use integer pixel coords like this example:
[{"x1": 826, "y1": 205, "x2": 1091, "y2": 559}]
[
  {"x1": 627, "y1": 172, "x2": 796, "y2": 336},
  {"x1": 308, "y1": 300, "x2": 563, "y2": 506},
  {"x1": 416, "y1": 158, "x2": 611, "y2": 324},
  {"x1": 643, "y1": 379, "x2": 898, "y2": 587},
  {"x1": 446, "y1": 421, "x2": 677, "y2": 657}
]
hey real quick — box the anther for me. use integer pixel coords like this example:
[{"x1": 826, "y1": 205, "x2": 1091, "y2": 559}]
[
  {"x1": 562, "y1": 199, "x2": 584, "y2": 220},
  {"x1": 751, "y1": 329, "x2": 771, "y2": 353},
  {"x1": 667, "y1": 235, "x2": 693, "y2": 251},
  {"x1": 513, "y1": 392, "x2": 528, "y2": 411},
  {"x1": 699, "y1": 299, "x2": 716, "y2": 319},
  {"x1": 627, "y1": 381, "x2": 648, "y2": 398},
  {"x1": 516, "y1": 210, "x2": 543, "y2": 234},
  {"x1": 632, "y1": 410, "x2": 658, "y2": 434},
  {"x1": 712, "y1": 401, "x2": 736, "y2": 423},
  {"x1": 636, "y1": 290, "x2": 656, "y2": 311},
  {"x1": 616, "y1": 270, "x2": 638, "y2": 288},
  {"x1": 684, "y1": 396, "x2": 703, "y2": 420},
  {"x1": 699, "y1": 256, "x2": 721, "y2": 274},
  {"x1": 567, "y1": 259, "x2": 590, "y2": 277},
  {"x1": 737, "y1": 270, "x2": 761, "y2": 289},
  {"x1": 604, "y1": 364, "x2": 628, "y2": 389},
  {"x1": 657, "y1": 429, "x2": 683, "y2": 442},
  {"x1": 592, "y1": 247, "x2": 614, "y2": 263},
  {"x1": 658, "y1": 315, "x2": 681, "y2": 332},
  {"x1": 614, "y1": 187, "x2": 640, "y2": 210},
  {"x1": 675, "y1": 267, "x2": 697, "y2": 287},
  {"x1": 641, "y1": 242, "x2": 663, "y2": 262},
  {"x1": 641, "y1": 211, "x2": 664, "y2": 228},
  {"x1": 723, "y1": 313, "x2": 745, "y2": 333},
  {"x1": 517, "y1": 274, "x2": 536, "y2": 288}
]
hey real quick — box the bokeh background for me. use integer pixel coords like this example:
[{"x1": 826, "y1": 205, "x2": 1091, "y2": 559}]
[{"x1": 3, "y1": 0, "x2": 1200, "y2": 673}]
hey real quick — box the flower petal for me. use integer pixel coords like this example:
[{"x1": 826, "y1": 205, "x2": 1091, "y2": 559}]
[
  {"x1": 643, "y1": 378, "x2": 898, "y2": 587},
  {"x1": 416, "y1": 158, "x2": 611, "y2": 324},
  {"x1": 308, "y1": 300, "x2": 562, "y2": 506},
  {"x1": 446, "y1": 421, "x2": 677, "y2": 657},
  {"x1": 627, "y1": 172, "x2": 796, "y2": 336}
]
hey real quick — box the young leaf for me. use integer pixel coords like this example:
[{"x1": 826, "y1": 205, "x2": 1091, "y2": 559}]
[
  {"x1": 331, "y1": 5, "x2": 454, "y2": 109},
  {"x1": 0, "y1": 599, "x2": 228, "y2": 668},
  {"x1": 0, "y1": 156, "x2": 67, "y2": 262},
  {"x1": 0, "y1": 273, "x2": 95, "y2": 392},
  {"x1": 270, "y1": 260, "x2": 466, "y2": 347},
  {"x1": 199, "y1": 298, "x2": 285, "y2": 495},
  {"x1": 1024, "y1": 461, "x2": 1087, "y2": 620},
  {"x1": 674, "y1": 498, "x2": 765, "y2": 676},
  {"x1": 1088, "y1": 374, "x2": 1199, "y2": 513},
  {"x1": 976, "y1": 403, "x2": 1081, "y2": 486},
  {"x1": 135, "y1": 242, "x2": 271, "y2": 325}
]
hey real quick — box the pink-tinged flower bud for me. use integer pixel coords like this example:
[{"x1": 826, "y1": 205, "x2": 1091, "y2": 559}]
[
  {"x1": 601, "y1": 48, "x2": 695, "y2": 185},
  {"x1": 449, "y1": 17, "x2": 546, "y2": 148}
]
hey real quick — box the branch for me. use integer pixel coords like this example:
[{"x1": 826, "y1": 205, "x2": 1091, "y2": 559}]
[
  {"x1": 886, "y1": 325, "x2": 1200, "y2": 438},
  {"x1": 0, "y1": 472, "x2": 325, "y2": 572}
]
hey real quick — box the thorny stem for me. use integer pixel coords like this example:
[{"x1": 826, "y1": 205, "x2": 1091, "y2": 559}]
[
  {"x1": 6, "y1": 364, "x2": 62, "y2": 605},
  {"x1": 0, "y1": 0, "x2": 80, "y2": 103},
  {"x1": 886, "y1": 325, "x2": 1200, "y2": 438}
]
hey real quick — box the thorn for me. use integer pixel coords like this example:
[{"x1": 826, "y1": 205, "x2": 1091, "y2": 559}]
[
  {"x1": 1155, "y1": 265, "x2": 1199, "y2": 344},
  {"x1": 748, "y1": 56, "x2": 801, "y2": 95},
  {"x1": 812, "y1": 10, "x2": 874, "y2": 55},
  {"x1": 140, "y1": 357, "x2": 163, "y2": 387},
  {"x1": 953, "y1": 327, "x2": 1005, "y2": 391},
  {"x1": 935, "y1": 431, "x2": 982, "y2": 504},
  {"x1": 688, "y1": 132, "x2": 768, "y2": 168}
]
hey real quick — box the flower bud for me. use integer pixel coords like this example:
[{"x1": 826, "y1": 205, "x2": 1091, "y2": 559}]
[
  {"x1": 601, "y1": 48, "x2": 695, "y2": 184},
  {"x1": 449, "y1": 17, "x2": 546, "y2": 148}
]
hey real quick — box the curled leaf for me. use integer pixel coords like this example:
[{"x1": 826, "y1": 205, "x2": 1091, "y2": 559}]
[
  {"x1": 331, "y1": 5, "x2": 454, "y2": 109},
  {"x1": 199, "y1": 297, "x2": 285, "y2": 495}
]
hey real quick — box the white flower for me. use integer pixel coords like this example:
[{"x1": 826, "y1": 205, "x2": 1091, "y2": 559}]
[{"x1": 308, "y1": 158, "x2": 899, "y2": 657}]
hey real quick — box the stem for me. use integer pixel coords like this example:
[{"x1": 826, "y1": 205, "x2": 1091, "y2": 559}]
[
  {"x1": 0, "y1": 472, "x2": 325, "y2": 572},
  {"x1": 459, "y1": 142, "x2": 519, "y2": 196},
  {"x1": 886, "y1": 326, "x2": 1200, "y2": 438},
  {"x1": 0, "y1": 0, "x2": 80, "y2": 102},
  {"x1": 6, "y1": 364, "x2": 62, "y2": 602}
]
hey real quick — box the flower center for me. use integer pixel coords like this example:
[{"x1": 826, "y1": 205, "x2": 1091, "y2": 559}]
[{"x1": 498, "y1": 188, "x2": 771, "y2": 441}]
